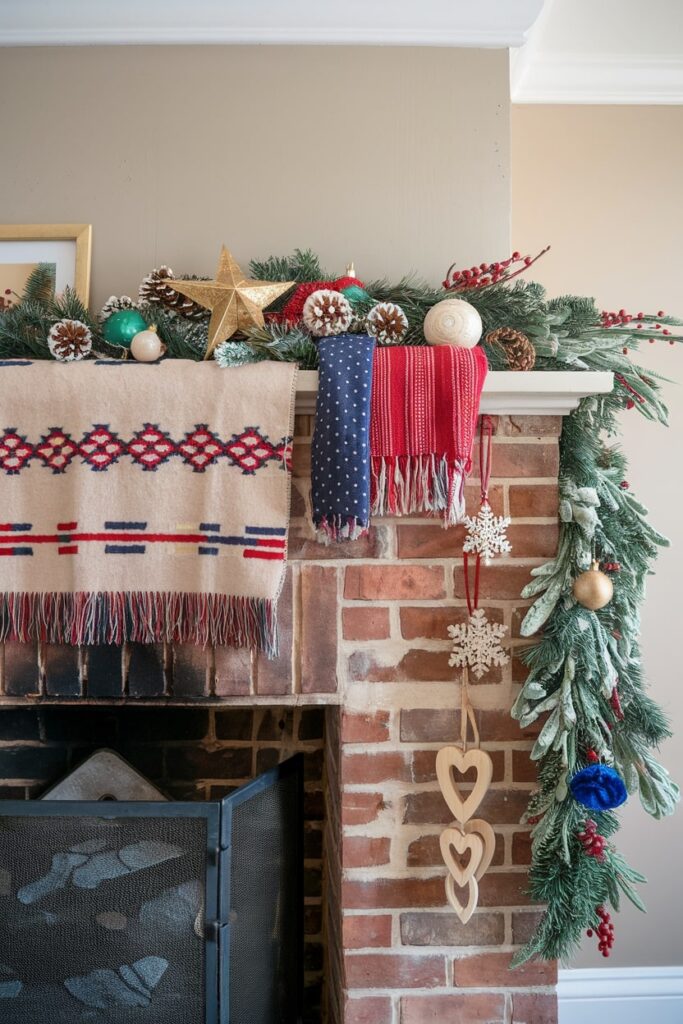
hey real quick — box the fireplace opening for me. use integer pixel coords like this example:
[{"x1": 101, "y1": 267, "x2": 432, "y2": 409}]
[{"x1": 0, "y1": 706, "x2": 331, "y2": 1024}]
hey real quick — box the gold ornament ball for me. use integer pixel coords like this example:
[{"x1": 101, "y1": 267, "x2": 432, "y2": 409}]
[
  {"x1": 423, "y1": 298, "x2": 483, "y2": 348},
  {"x1": 130, "y1": 325, "x2": 163, "y2": 362},
  {"x1": 573, "y1": 560, "x2": 614, "y2": 610}
]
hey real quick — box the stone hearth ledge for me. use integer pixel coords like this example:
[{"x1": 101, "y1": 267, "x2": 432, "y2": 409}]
[{"x1": 295, "y1": 369, "x2": 613, "y2": 416}]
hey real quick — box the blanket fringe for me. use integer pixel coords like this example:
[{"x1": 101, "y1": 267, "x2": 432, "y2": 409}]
[
  {"x1": 313, "y1": 514, "x2": 368, "y2": 544},
  {"x1": 370, "y1": 454, "x2": 468, "y2": 526},
  {"x1": 0, "y1": 592, "x2": 278, "y2": 656}
]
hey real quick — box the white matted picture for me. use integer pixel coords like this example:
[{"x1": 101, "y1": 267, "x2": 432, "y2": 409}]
[{"x1": 0, "y1": 224, "x2": 92, "y2": 309}]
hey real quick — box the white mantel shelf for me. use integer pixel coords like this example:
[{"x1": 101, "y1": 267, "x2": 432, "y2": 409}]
[{"x1": 295, "y1": 370, "x2": 613, "y2": 417}]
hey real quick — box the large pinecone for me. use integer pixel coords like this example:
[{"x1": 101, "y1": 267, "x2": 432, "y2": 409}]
[
  {"x1": 486, "y1": 326, "x2": 536, "y2": 370},
  {"x1": 139, "y1": 265, "x2": 206, "y2": 320}
]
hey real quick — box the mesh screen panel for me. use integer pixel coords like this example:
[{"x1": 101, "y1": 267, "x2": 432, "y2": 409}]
[
  {"x1": 227, "y1": 765, "x2": 302, "y2": 1024},
  {"x1": 0, "y1": 813, "x2": 207, "y2": 1023}
]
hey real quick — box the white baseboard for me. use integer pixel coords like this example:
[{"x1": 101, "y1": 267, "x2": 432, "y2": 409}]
[{"x1": 559, "y1": 967, "x2": 683, "y2": 1024}]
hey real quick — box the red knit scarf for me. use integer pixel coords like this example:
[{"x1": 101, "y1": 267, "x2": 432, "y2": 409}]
[{"x1": 370, "y1": 345, "x2": 488, "y2": 524}]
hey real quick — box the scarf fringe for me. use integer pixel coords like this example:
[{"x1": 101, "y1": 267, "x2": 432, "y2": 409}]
[
  {"x1": 370, "y1": 454, "x2": 468, "y2": 525},
  {"x1": 313, "y1": 514, "x2": 368, "y2": 544},
  {"x1": 0, "y1": 592, "x2": 278, "y2": 655}
]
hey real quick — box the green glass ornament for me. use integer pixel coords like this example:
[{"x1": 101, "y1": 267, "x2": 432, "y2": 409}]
[
  {"x1": 340, "y1": 284, "x2": 372, "y2": 307},
  {"x1": 102, "y1": 308, "x2": 148, "y2": 348}
]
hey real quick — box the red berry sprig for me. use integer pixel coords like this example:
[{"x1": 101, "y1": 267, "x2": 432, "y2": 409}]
[
  {"x1": 577, "y1": 819, "x2": 607, "y2": 861},
  {"x1": 615, "y1": 374, "x2": 646, "y2": 408},
  {"x1": 587, "y1": 905, "x2": 615, "y2": 957},
  {"x1": 610, "y1": 686, "x2": 625, "y2": 721},
  {"x1": 442, "y1": 246, "x2": 550, "y2": 292},
  {"x1": 602, "y1": 561, "x2": 621, "y2": 572},
  {"x1": 601, "y1": 307, "x2": 681, "y2": 345},
  {"x1": 586, "y1": 748, "x2": 600, "y2": 763}
]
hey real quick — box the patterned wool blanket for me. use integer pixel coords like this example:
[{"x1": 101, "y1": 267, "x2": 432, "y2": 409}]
[
  {"x1": 0, "y1": 359, "x2": 297, "y2": 654},
  {"x1": 370, "y1": 345, "x2": 488, "y2": 524}
]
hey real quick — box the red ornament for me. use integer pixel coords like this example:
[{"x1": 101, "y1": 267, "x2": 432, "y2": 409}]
[{"x1": 278, "y1": 274, "x2": 367, "y2": 325}]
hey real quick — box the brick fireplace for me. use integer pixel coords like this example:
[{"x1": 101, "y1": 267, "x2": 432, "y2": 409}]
[{"x1": 0, "y1": 373, "x2": 611, "y2": 1024}]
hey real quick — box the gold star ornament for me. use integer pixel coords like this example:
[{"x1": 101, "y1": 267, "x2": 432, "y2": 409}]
[{"x1": 163, "y1": 247, "x2": 294, "y2": 359}]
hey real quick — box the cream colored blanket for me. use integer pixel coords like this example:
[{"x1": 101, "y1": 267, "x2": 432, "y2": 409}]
[{"x1": 0, "y1": 359, "x2": 297, "y2": 653}]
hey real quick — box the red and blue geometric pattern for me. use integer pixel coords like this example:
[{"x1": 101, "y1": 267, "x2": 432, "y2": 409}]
[
  {"x1": 0, "y1": 424, "x2": 292, "y2": 475},
  {"x1": 0, "y1": 519, "x2": 286, "y2": 560}
]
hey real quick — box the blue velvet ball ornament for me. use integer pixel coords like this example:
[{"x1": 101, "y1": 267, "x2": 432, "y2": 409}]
[{"x1": 570, "y1": 764, "x2": 628, "y2": 811}]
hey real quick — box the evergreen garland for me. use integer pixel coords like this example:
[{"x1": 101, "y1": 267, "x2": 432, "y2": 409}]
[{"x1": 0, "y1": 251, "x2": 679, "y2": 962}]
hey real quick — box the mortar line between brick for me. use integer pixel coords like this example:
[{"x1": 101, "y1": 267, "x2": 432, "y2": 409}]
[{"x1": 292, "y1": 563, "x2": 303, "y2": 695}]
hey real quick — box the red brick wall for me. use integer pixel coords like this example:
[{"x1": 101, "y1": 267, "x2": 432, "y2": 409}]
[
  {"x1": 298, "y1": 414, "x2": 561, "y2": 1024},
  {"x1": 0, "y1": 412, "x2": 561, "y2": 1024}
]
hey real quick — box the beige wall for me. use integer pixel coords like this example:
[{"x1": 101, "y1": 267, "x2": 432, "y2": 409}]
[
  {"x1": 513, "y1": 105, "x2": 683, "y2": 969},
  {"x1": 0, "y1": 46, "x2": 510, "y2": 309}
]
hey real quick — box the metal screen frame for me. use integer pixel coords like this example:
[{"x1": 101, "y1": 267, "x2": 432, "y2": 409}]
[
  {"x1": 219, "y1": 753, "x2": 304, "y2": 1024},
  {"x1": 0, "y1": 754, "x2": 304, "y2": 1024},
  {"x1": 0, "y1": 799, "x2": 220, "y2": 1022}
]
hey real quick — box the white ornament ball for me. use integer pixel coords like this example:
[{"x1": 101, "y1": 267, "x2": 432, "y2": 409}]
[
  {"x1": 423, "y1": 298, "x2": 483, "y2": 348},
  {"x1": 130, "y1": 325, "x2": 163, "y2": 362}
]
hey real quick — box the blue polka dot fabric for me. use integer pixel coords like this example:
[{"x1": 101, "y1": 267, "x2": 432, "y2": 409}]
[{"x1": 311, "y1": 333, "x2": 376, "y2": 541}]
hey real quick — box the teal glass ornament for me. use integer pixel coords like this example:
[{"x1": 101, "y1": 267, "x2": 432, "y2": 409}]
[
  {"x1": 340, "y1": 284, "x2": 372, "y2": 307},
  {"x1": 102, "y1": 309, "x2": 148, "y2": 348}
]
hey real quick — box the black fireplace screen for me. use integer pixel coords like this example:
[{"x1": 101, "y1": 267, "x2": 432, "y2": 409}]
[{"x1": 0, "y1": 755, "x2": 303, "y2": 1024}]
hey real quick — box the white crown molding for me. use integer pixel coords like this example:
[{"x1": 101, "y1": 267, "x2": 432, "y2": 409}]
[
  {"x1": 0, "y1": 0, "x2": 546, "y2": 48},
  {"x1": 559, "y1": 967, "x2": 683, "y2": 1024},
  {"x1": 296, "y1": 370, "x2": 613, "y2": 416},
  {"x1": 513, "y1": 53, "x2": 683, "y2": 104}
]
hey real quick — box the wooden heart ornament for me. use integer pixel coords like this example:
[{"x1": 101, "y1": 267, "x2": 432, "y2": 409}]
[
  {"x1": 464, "y1": 819, "x2": 496, "y2": 880},
  {"x1": 439, "y1": 827, "x2": 484, "y2": 887},
  {"x1": 436, "y1": 746, "x2": 493, "y2": 824},
  {"x1": 446, "y1": 875, "x2": 479, "y2": 924}
]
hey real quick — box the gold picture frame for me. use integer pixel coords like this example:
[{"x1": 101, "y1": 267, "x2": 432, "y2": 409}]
[{"x1": 0, "y1": 223, "x2": 92, "y2": 307}]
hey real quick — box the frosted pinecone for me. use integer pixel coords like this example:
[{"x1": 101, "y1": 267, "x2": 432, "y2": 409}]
[
  {"x1": 99, "y1": 295, "x2": 138, "y2": 322},
  {"x1": 366, "y1": 301, "x2": 409, "y2": 345},
  {"x1": 139, "y1": 265, "x2": 207, "y2": 320},
  {"x1": 302, "y1": 289, "x2": 353, "y2": 337},
  {"x1": 48, "y1": 319, "x2": 93, "y2": 361}
]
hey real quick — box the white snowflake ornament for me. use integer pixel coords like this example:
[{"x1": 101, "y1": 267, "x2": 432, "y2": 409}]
[
  {"x1": 463, "y1": 501, "x2": 511, "y2": 566},
  {"x1": 448, "y1": 608, "x2": 509, "y2": 680}
]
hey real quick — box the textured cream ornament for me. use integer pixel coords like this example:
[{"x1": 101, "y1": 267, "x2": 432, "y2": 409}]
[
  {"x1": 573, "y1": 560, "x2": 614, "y2": 611},
  {"x1": 423, "y1": 298, "x2": 482, "y2": 348},
  {"x1": 130, "y1": 325, "x2": 164, "y2": 362}
]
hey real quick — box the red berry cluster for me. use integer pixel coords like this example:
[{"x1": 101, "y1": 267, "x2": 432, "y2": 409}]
[
  {"x1": 602, "y1": 305, "x2": 671, "y2": 337},
  {"x1": 587, "y1": 906, "x2": 615, "y2": 957},
  {"x1": 602, "y1": 561, "x2": 621, "y2": 572},
  {"x1": 619, "y1": 480, "x2": 630, "y2": 490},
  {"x1": 610, "y1": 686, "x2": 625, "y2": 721},
  {"x1": 442, "y1": 245, "x2": 550, "y2": 292},
  {"x1": 577, "y1": 819, "x2": 606, "y2": 861},
  {"x1": 601, "y1": 308, "x2": 636, "y2": 327},
  {"x1": 585, "y1": 748, "x2": 600, "y2": 763}
]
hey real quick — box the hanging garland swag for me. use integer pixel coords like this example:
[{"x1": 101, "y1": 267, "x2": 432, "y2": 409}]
[{"x1": 0, "y1": 246, "x2": 680, "y2": 965}]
